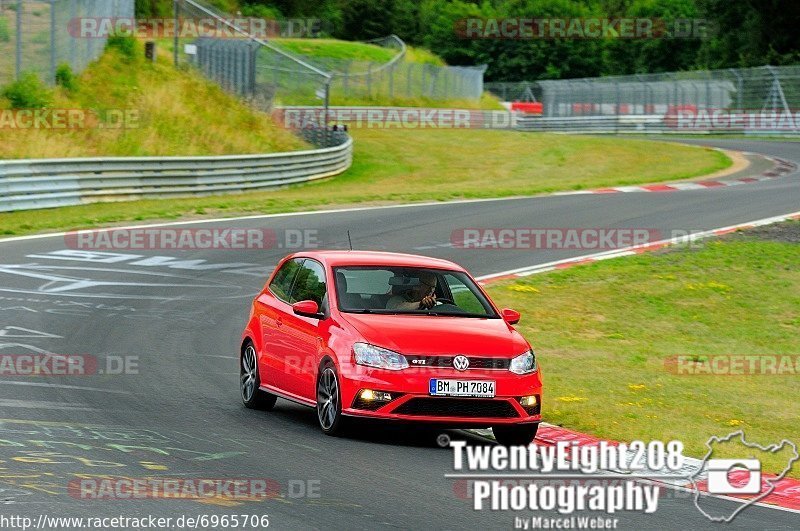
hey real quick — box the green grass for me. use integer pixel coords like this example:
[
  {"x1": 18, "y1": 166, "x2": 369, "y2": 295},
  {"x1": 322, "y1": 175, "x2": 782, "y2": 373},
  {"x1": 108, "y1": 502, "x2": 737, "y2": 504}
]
[
  {"x1": 157, "y1": 29, "x2": 494, "y2": 108},
  {"x1": 265, "y1": 38, "x2": 498, "y2": 108},
  {"x1": 274, "y1": 38, "x2": 398, "y2": 63},
  {"x1": 0, "y1": 39, "x2": 306, "y2": 159},
  {"x1": 486, "y1": 227, "x2": 800, "y2": 476},
  {"x1": 273, "y1": 39, "x2": 445, "y2": 67},
  {"x1": 0, "y1": 130, "x2": 729, "y2": 236},
  {"x1": 327, "y1": 91, "x2": 505, "y2": 110}
]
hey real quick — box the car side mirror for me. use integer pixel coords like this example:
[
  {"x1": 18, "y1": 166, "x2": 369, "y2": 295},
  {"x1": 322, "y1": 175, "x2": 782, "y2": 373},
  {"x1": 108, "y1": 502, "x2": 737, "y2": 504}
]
[
  {"x1": 293, "y1": 300, "x2": 323, "y2": 319},
  {"x1": 502, "y1": 308, "x2": 521, "y2": 325}
]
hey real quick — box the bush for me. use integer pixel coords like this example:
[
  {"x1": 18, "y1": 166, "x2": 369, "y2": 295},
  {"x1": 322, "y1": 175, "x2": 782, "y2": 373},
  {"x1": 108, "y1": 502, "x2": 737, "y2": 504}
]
[
  {"x1": 55, "y1": 64, "x2": 78, "y2": 92},
  {"x1": 240, "y1": 3, "x2": 282, "y2": 19},
  {"x1": 106, "y1": 33, "x2": 137, "y2": 59},
  {"x1": 0, "y1": 17, "x2": 10, "y2": 43},
  {"x1": 2, "y1": 72, "x2": 54, "y2": 109}
]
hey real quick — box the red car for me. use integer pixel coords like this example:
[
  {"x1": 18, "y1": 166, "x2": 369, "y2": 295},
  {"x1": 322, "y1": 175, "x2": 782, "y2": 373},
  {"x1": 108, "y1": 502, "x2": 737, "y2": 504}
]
[{"x1": 240, "y1": 251, "x2": 542, "y2": 445}]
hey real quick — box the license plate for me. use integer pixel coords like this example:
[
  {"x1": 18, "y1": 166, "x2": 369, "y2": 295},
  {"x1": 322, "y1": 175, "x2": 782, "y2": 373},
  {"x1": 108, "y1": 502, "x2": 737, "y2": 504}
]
[{"x1": 429, "y1": 379, "x2": 496, "y2": 398}]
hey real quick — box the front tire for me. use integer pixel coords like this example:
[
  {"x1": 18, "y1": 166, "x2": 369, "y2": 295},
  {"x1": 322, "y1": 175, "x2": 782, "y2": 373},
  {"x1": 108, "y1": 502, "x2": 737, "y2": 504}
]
[
  {"x1": 492, "y1": 423, "x2": 539, "y2": 446},
  {"x1": 240, "y1": 341, "x2": 277, "y2": 410},
  {"x1": 316, "y1": 362, "x2": 345, "y2": 435}
]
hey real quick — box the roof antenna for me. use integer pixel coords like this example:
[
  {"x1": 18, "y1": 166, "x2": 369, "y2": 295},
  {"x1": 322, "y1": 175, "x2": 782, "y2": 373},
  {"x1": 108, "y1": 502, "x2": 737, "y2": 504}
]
[{"x1": 347, "y1": 230, "x2": 353, "y2": 251}]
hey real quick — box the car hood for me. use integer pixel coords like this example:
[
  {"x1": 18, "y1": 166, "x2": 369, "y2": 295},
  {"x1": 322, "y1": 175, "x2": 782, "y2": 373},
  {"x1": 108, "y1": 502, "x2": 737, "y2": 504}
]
[{"x1": 339, "y1": 313, "x2": 529, "y2": 357}]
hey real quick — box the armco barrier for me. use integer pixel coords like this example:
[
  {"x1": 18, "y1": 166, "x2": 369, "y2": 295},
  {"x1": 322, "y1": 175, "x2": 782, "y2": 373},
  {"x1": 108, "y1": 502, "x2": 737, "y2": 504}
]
[
  {"x1": 0, "y1": 135, "x2": 353, "y2": 212},
  {"x1": 515, "y1": 114, "x2": 668, "y2": 133},
  {"x1": 515, "y1": 112, "x2": 800, "y2": 135}
]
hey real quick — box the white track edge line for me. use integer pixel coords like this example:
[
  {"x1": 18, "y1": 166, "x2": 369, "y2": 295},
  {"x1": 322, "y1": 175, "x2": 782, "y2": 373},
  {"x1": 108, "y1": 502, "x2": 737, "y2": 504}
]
[
  {"x1": 0, "y1": 152, "x2": 792, "y2": 246},
  {"x1": 476, "y1": 210, "x2": 800, "y2": 281}
]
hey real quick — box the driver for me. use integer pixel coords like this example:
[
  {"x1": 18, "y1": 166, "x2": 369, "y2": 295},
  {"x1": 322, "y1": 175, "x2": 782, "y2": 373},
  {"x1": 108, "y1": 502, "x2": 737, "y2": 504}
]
[{"x1": 387, "y1": 272, "x2": 437, "y2": 310}]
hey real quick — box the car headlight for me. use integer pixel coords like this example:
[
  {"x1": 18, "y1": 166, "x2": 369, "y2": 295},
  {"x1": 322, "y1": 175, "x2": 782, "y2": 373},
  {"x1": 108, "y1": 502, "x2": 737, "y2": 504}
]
[
  {"x1": 509, "y1": 350, "x2": 537, "y2": 375},
  {"x1": 353, "y1": 343, "x2": 409, "y2": 370}
]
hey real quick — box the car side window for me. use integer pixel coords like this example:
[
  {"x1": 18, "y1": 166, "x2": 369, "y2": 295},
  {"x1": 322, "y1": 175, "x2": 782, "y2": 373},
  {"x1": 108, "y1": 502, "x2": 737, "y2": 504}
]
[
  {"x1": 289, "y1": 260, "x2": 327, "y2": 307},
  {"x1": 269, "y1": 259, "x2": 303, "y2": 302}
]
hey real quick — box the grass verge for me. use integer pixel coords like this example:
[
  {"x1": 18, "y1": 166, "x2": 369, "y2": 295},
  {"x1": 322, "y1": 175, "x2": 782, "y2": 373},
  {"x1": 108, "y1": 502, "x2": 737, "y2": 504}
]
[
  {"x1": 485, "y1": 222, "x2": 800, "y2": 476},
  {"x1": 0, "y1": 131, "x2": 729, "y2": 236},
  {"x1": 0, "y1": 40, "x2": 306, "y2": 159}
]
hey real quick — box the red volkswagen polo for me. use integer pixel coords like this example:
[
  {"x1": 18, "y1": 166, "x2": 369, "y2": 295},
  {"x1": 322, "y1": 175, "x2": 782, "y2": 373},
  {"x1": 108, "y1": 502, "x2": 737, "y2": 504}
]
[{"x1": 240, "y1": 251, "x2": 542, "y2": 445}]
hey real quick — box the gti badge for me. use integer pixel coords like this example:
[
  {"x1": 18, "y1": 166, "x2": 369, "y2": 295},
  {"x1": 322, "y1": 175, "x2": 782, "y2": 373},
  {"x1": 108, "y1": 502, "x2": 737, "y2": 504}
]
[{"x1": 453, "y1": 355, "x2": 469, "y2": 371}]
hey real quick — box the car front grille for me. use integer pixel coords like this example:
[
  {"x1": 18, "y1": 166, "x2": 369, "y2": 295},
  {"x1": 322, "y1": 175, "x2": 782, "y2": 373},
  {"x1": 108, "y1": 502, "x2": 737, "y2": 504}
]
[
  {"x1": 405, "y1": 355, "x2": 511, "y2": 370},
  {"x1": 393, "y1": 397, "x2": 520, "y2": 418}
]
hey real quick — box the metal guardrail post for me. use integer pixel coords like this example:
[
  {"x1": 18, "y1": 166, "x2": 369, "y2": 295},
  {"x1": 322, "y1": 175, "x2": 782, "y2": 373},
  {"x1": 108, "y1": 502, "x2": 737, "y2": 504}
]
[
  {"x1": 15, "y1": 0, "x2": 21, "y2": 79},
  {"x1": 69, "y1": 0, "x2": 77, "y2": 67},
  {"x1": 388, "y1": 62, "x2": 394, "y2": 99},
  {"x1": 173, "y1": 0, "x2": 180, "y2": 66},
  {"x1": 49, "y1": 0, "x2": 56, "y2": 84},
  {"x1": 729, "y1": 68, "x2": 743, "y2": 109}
]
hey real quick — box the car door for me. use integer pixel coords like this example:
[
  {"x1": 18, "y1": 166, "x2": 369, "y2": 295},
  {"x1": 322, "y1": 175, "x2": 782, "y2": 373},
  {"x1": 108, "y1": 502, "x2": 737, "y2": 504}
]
[
  {"x1": 281, "y1": 259, "x2": 328, "y2": 400},
  {"x1": 257, "y1": 258, "x2": 303, "y2": 391}
]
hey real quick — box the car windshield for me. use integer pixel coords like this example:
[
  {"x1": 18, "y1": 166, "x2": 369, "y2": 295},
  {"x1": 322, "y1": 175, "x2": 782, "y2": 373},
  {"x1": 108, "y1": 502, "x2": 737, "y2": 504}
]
[{"x1": 333, "y1": 266, "x2": 498, "y2": 318}]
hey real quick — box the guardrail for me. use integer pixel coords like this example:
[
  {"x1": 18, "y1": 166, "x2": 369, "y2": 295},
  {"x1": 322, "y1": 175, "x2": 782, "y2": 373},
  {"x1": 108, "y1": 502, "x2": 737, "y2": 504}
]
[
  {"x1": 0, "y1": 132, "x2": 353, "y2": 212},
  {"x1": 516, "y1": 114, "x2": 670, "y2": 134},
  {"x1": 515, "y1": 113, "x2": 800, "y2": 135}
]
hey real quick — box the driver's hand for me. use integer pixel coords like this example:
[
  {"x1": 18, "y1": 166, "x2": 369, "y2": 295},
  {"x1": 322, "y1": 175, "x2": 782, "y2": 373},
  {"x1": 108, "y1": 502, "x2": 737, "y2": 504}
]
[{"x1": 419, "y1": 295, "x2": 436, "y2": 309}]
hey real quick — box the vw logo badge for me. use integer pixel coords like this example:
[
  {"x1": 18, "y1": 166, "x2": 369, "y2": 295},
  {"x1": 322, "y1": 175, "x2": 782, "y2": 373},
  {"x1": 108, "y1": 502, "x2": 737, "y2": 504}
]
[{"x1": 453, "y1": 355, "x2": 469, "y2": 371}]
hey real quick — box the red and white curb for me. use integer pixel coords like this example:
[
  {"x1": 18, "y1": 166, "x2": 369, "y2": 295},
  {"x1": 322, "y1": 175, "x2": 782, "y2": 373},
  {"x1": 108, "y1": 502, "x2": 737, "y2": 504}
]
[
  {"x1": 554, "y1": 156, "x2": 796, "y2": 195},
  {"x1": 478, "y1": 210, "x2": 800, "y2": 285},
  {"x1": 467, "y1": 423, "x2": 800, "y2": 513},
  {"x1": 473, "y1": 211, "x2": 800, "y2": 512},
  {"x1": 538, "y1": 424, "x2": 800, "y2": 512}
]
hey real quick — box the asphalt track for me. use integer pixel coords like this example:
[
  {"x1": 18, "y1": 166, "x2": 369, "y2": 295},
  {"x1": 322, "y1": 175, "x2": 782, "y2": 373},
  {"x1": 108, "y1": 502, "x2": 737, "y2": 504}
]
[{"x1": 0, "y1": 138, "x2": 797, "y2": 530}]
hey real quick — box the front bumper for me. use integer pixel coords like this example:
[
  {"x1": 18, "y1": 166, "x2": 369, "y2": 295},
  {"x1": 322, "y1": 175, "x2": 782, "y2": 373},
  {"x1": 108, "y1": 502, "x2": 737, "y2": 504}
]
[{"x1": 339, "y1": 363, "x2": 542, "y2": 426}]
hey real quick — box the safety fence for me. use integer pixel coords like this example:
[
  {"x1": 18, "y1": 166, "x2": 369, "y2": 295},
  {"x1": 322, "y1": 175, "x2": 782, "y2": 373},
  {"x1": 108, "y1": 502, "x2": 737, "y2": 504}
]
[
  {"x1": 489, "y1": 66, "x2": 800, "y2": 135},
  {"x1": 176, "y1": 0, "x2": 331, "y2": 110},
  {"x1": 487, "y1": 66, "x2": 800, "y2": 117},
  {"x1": 0, "y1": 131, "x2": 352, "y2": 212},
  {"x1": 177, "y1": 0, "x2": 485, "y2": 108},
  {"x1": 0, "y1": 0, "x2": 134, "y2": 87}
]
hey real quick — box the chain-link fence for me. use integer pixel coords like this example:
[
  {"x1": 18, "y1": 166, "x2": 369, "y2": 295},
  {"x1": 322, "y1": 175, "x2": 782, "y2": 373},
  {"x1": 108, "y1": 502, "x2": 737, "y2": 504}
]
[
  {"x1": 487, "y1": 66, "x2": 800, "y2": 118},
  {"x1": 315, "y1": 36, "x2": 486, "y2": 104},
  {"x1": 176, "y1": 0, "x2": 332, "y2": 113},
  {"x1": 0, "y1": 0, "x2": 134, "y2": 87},
  {"x1": 176, "y1": 0, "x2": 485, "y2": 110}
]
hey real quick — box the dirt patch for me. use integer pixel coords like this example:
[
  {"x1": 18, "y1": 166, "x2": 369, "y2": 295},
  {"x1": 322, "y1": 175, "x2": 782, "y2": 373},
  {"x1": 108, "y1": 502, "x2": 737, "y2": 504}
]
[{"x1": 733, "y1": 220, "x2": 800, "y2": 244}]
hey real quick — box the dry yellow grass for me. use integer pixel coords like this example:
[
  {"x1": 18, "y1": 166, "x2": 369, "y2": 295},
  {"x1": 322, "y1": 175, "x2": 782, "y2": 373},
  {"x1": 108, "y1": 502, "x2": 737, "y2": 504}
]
[{"x1": 0, "y1": 40, "x2": 305, "y2": 159}]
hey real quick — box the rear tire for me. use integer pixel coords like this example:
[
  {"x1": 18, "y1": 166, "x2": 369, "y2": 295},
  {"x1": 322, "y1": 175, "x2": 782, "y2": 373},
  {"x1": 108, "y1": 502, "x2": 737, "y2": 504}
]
[
  {"x1": 240, "y1": 341, "x2": 277, "y2": 410},
  {"x1": 316, "y1": 362, "x2": 346, "y2": 436},
  {"x1": 492, "y1": 423, "x2": 539, "y2": 446}
]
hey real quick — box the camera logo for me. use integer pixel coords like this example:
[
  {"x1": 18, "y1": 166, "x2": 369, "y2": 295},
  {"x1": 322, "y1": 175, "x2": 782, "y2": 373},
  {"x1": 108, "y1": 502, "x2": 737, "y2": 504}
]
[
  {"x1": 689, "y1": 431, "x2": 799, "y2": 522},
  {"x1": 706, "y1": 459, "x2": 761, "y2": 494}
]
